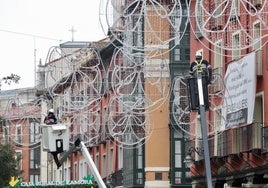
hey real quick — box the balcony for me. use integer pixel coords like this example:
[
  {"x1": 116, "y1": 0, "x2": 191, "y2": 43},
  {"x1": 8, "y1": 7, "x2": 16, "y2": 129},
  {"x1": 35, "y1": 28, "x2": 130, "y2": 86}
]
[
  {"x1": 187, "y1": 123, "x2": 268, "y2": 179},
  {"x1": 186, "y1": 123, "x2": 265, "y2": 158}
]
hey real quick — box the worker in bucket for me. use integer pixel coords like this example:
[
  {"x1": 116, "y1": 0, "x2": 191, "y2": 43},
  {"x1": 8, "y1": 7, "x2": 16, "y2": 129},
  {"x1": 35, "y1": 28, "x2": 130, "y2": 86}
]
[
  {"x1": 189, "y1": 51, "x2": 212, "y2": 84},
  {"x1": 44, "y1": 109, "x2": 57, "y2": 125}
]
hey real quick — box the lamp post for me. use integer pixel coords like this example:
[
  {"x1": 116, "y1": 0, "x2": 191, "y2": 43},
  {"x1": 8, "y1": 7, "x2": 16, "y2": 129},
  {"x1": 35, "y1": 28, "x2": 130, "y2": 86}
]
[
  {"x1": 184, "y1": 154, "x2": 194, "y2": 168},
  {"x1": 187, "y1": 71, "x2": 213, "y2": 188},
  {"x1": 184, "y1": 147, "x2": 203, "y2": 168}
]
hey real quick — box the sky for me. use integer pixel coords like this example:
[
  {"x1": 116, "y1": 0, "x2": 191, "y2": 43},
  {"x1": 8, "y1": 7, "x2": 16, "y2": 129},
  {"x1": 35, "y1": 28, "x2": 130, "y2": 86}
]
[{"x1": 0, "y1": 0, "x2": 106, "y2": 90}]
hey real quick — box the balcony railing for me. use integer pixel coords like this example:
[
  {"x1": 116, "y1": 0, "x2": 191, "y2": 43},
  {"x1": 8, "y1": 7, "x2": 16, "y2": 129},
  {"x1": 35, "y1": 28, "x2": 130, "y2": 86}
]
[{"x1": 187, "y1": 123, "x2": 267, "y2": 161}]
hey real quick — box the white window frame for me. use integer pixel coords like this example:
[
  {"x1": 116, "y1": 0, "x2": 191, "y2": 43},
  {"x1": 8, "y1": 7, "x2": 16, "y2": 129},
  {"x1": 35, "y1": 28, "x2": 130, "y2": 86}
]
[{"x1": 232, "y1": 31, "x2": 241, "y2": 60}]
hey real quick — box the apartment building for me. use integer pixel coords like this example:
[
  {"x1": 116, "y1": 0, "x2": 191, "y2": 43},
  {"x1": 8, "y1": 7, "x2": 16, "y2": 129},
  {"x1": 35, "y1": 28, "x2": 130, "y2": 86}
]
[
  {"x1": 37, "y1": 1, "x2": 192, "y2": 187},
  {"x1": 187, "y1": 0, "x2": 268, "y2": 187},
  {"x1": 0, "y1": 0, "x2": 193, "y2": 187},
  {"x1": 0, "y1": 88, "x2": 41, "y2": 182}
]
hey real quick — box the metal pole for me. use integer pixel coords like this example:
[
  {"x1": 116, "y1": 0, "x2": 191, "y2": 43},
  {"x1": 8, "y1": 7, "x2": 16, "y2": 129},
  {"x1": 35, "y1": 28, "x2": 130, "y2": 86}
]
[
  {"x1": 197, "y1": 72, "x2": 213, "y2": 188},
  {"x1": 80, "y1": 141, "x2": 107, "y2": 188},
  {"x1": 56, "y1": 138, "x2": 106, "y2": 187}
]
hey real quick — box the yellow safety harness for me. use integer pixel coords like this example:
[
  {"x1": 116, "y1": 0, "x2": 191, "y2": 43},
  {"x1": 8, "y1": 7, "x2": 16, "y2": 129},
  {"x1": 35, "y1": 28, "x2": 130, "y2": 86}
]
[{"x1": 195, "y1": 59, "x2": 204, "y2": 73}]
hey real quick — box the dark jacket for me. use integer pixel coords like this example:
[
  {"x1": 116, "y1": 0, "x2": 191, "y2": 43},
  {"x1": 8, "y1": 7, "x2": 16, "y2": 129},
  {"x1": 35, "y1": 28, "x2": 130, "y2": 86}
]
[
  {"x1": 189, "y1": 59, "x2": 212, "y2": 83},
  {"x1": 44, "y1": 112, "x2": 57, "y2": 124}
]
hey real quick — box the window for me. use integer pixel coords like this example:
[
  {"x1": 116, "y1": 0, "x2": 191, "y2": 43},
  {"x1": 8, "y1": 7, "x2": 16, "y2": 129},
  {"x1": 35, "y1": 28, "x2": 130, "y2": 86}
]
[
  {"x1": 30, "y1": 121, "x2": 40, "y2": 143},
  {"x1": 109, "y1": 148, "x2": 114, "y2": 173},
  {"x1": 210, "y1": 0, "x2": 223, "y2": 30},
  {"x1": 118, "y1": 146, "x2": 123, "y2": 169},
  {"x1": 174, "y1": 49, "x2": 181, "y2": 61},
  {"x1": 30, "y1": 175, "x2": 34, "y2": 182},
  {"x1": 15, "y1": 124, "x2": 22, "y2": 143},
  {"x1": 174, "y1": 172, "x2": 182, "y2": 184},
  {"x1": 74, "y1": 162, "x2": 78, "y2": 180},
  {"x1": 214, "y1": 41, "x2": 222, "y2": 68},
  {"x1": 195, "y1": 115, "x2": 202, "y2": 138},
  {"x1": 59, "y1": 169, "x2": 62, "y2": 181},
  {"x1": 232, "y1": 32, "x2": 241, "y2": 60},
  {"x1": 230, "y1": 0, "x2": 240, "y2": 21},
  {"x1": 68, "y1": 166, "x2": 71, "y2": 180},
  {"x1": 64, "y1": 168, "x2": 68, "y2": 181},
  {"x1": 184, "y1": 48, "x2": 190, "y2": 61},
  {"x1": 79, "y1": 161, "x2": 83, "y2": 179},
  {"x1": 213, "y1": 41, "x2": 223, "y2": 93},
  {"x1": 235, "y1": 0, "x2": 240, "y2": 16},
  {"x1": 137, "y1": 145, "x2": 143, "y2": 169},
  {"x1": 253, "y1": 21, "x2": 261, "y2": 52},
  {"x1": 195, "y1": 0, "x2": 204, "y2": 38},
  {"x1": 215, "y1": 108, "x2": 222, "y2": 128},
  {"x1": 15, "y1": 150, "x2": 22, "y2": 170},
  {"x1": 83, "y1": 161, "x2": 87, "y2": 178},
  {"x1": 171, "y1": 129, "x2": 190, "y2": 186},
  {"x1": 136, "y1": 143, "x2": 144, "y2": 185},
  {"x1": 137, "y1": 172, "x2": 143, "y2": 184},
  {"x1": 172, "y1": 7, "x2": 182, "y2": 46},
  {"x1": 175, "y1": 140, "x2": 182, "y2": 168},
  {"x1": 102, "y1": 154, "x2": 107, "y2": 177},
  {"x1": 253, "y1": 22, "x2": 261, "y2": 46},
  {"x1": 253, "y1": 22, "x2": 262, "y2": 75},
  {"x1": 132, "y1": 14, "x2": 143, "y2": 48},
  {"x1": 253, "y1": 94, "x2": 263, "y2": 148},
  {"x1": 33, "y1": 148, "x2": 41, "y2": 170},
  {"x1": 30, "y1": 175, "x2": 39, "y2": 182},
  {"x1": 66, "y1": 167, "x2": 71, "y2": 181},
  {"x1": 95, "y1": 154, "x2": 99, "y2": 170},
  {"x1": 30, "y1": 149, "x2": 34, "y2": 169}
]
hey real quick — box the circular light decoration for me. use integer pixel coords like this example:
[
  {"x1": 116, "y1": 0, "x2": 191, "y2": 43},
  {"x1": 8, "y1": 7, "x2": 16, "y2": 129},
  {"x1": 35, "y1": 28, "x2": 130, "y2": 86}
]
[
  {"x1": 189, "y1": 0, "x2": 268, "y2": 54},
  {"x1": 69, "y1": 109, "x2": 101, "y2": 146},
  {"x1": 44, "y1": 46, "x2": 65, "y2": 64},
  {"x1": 109, "y1": 47, "x2": 170, "y2": 111},
  {"x1": 99, "y1": 0, "x2": 189, "y2": 57},
  {"x1": 170, "y1": 71, "x2": 227, "y2": 137},
  {"x1": 170, "y1": 75, "x2": 195, "y2": 136},
  {"x1": 1, "y1": 96, "x2": 43, "y2": 147},
  {"x1": 45, "y1": 47, "x2": 105, "y2": 114},
  {"x1": 107, "y1": 95, "x2": 151, "y2": 147}
]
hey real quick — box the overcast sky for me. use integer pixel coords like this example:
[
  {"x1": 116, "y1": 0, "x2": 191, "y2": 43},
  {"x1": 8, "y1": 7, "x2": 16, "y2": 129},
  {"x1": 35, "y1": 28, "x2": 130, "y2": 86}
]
[{"x1": 0, "y1": 0, "x2": 106, "y2": 90}]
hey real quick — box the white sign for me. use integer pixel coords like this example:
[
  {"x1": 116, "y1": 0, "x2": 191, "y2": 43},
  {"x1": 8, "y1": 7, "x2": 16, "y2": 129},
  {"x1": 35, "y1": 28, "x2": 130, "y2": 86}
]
[{"x1": 221, "y1": 52, "x2": 256, "y2": 129}]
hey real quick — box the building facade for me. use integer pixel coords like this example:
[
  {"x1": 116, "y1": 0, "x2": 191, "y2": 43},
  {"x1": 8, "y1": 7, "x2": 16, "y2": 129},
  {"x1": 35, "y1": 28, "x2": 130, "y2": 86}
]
[
  {"x1": 187, "y1": 0, "x2": 268, "y2": 187},
  {"x1": 0, "y1": 88, "x2": 41, "y2": 182}
]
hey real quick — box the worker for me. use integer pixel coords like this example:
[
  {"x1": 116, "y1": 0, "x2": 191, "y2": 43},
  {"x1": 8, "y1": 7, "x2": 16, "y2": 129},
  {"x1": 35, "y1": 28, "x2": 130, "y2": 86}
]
[
  {"x1": 44, "y1": 108, "x2": 60, "y2": 167},
  {"x1": 188, "y1": 52, "x2": 211, "y2": 111},
  {"x1": 189, "y1": 51, "x2": 212, "y2": 84},
  {"x1": 44, "y1": 109, "x2": 57, "y2": 124}
]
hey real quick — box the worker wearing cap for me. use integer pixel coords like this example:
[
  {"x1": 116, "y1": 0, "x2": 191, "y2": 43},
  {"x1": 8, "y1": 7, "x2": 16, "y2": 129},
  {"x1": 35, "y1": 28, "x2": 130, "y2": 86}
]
[
  {"x1": 44, "y1": 109, "x2": 57, "y2": 124},
  {"x1": 189, "y1": 51, "x2": 212, "y2": 84}
]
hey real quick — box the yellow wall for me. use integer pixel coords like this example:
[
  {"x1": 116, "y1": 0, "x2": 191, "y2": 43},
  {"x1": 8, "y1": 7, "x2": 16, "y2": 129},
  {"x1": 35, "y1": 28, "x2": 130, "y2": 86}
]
[{"x1": 145, "y1": 77, "x2": 170, "y2": 186}]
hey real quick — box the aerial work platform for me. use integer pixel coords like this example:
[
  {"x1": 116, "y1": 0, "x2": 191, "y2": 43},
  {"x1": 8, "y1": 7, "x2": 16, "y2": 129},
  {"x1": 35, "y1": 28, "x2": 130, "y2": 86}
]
[{"x1": 42, "y1": 124, "x2": 69, "y2": 153}]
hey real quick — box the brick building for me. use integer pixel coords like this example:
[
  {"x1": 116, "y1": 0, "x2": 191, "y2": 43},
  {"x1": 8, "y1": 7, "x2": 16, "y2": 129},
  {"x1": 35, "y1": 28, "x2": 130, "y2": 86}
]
[{"x1": 187, "y1": 0, "x2": 268, "y2": 187}]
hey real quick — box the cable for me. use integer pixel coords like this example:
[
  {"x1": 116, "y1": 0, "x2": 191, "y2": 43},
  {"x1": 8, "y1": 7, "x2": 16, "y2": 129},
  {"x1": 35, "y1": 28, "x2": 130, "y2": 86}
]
[{"x1": 0, "y1": 28, "x2": 65, "y2": 42}]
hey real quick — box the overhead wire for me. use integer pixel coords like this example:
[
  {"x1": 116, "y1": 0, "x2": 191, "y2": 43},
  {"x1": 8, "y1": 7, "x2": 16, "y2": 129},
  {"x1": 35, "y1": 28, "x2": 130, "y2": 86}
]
[{"x1": 0, "y1": 28, "x2": 65, "y2": 42}]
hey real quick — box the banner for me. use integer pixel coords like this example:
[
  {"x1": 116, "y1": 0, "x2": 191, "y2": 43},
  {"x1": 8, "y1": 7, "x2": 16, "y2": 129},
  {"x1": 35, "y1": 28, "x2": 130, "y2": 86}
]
[{"x1": 221, "y1": 52, "x2": 256, "y2": 130}]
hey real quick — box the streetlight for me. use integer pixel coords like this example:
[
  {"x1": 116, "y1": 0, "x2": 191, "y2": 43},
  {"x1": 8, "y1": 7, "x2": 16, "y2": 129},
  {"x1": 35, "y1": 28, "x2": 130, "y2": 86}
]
[
  {"x1": 184, "y1": 154, "x2": 194, "y2": 168},
  {"x1": 184, "y1": 147, "x2": 203, "y2": 168}
]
